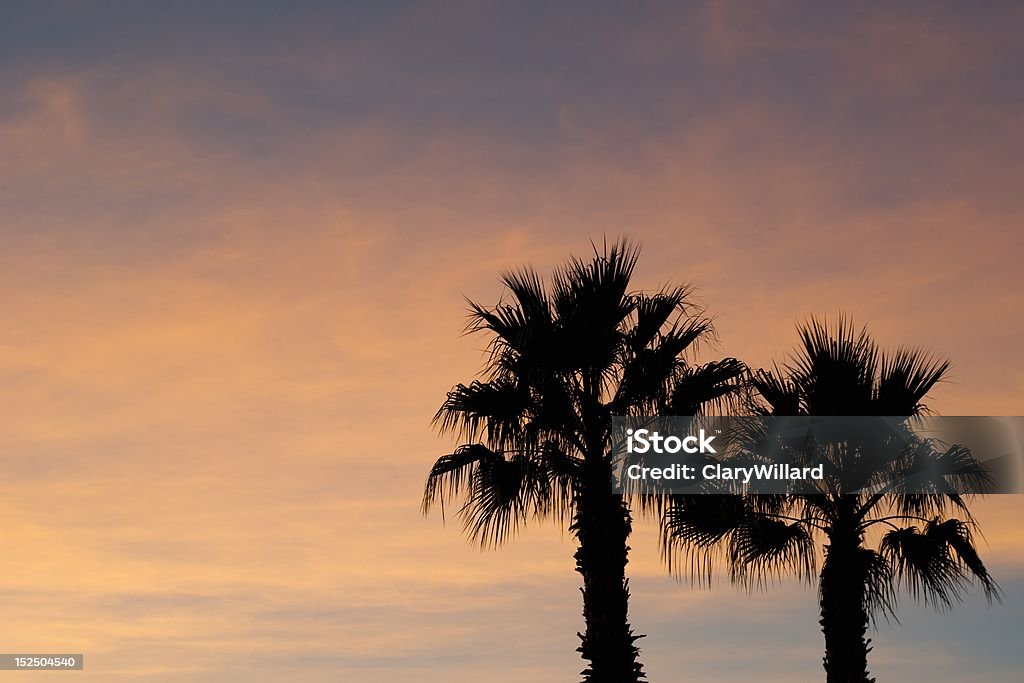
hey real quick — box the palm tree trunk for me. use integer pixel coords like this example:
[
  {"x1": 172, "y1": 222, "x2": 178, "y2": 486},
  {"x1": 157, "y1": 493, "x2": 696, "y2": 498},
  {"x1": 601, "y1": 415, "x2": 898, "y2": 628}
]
[
  {"x1": 819, "y1": 528, "x2": 874, "y2": 683},
  {"x1": 572, "y1": 463, "x2": 645, "y2": 683}
]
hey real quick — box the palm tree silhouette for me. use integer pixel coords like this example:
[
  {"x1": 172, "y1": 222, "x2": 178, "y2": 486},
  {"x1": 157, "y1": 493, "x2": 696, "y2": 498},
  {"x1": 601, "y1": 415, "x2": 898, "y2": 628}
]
[
  {"x1": 423, "y1": 239, "x2": 745, "y2": 682},
  {"x1": 661, "y1": 316, "x2": 1000, "y2": 683}
]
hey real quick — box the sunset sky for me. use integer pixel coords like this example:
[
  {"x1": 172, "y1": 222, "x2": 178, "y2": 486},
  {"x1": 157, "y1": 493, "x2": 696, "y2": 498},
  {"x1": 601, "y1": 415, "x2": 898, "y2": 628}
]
[{"x1": 1, "y1": 2, "x2": 1023, "y2": 681}]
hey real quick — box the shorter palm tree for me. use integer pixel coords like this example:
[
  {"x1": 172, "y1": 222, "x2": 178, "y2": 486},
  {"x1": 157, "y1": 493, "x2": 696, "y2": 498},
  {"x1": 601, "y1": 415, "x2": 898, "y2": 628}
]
[{"x1": 661, "y1": 316, "x2": 1001, "y2": 683}]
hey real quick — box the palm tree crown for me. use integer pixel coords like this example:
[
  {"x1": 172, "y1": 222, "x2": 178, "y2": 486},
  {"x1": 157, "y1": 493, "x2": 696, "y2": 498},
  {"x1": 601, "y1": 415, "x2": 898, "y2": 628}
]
[{"x1": 423, "y1": 239, "x2": 745, "y2": 682}]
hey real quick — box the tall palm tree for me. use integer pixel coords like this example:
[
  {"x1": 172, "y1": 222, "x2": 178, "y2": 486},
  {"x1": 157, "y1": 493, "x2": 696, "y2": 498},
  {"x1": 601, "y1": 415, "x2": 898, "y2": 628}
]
[
  {"x1": 661, "y1": 316, "x2": 1000, "y2": 683},
  {"x1": 423, "y1": 239, "x2": 745, "y2": 682}
]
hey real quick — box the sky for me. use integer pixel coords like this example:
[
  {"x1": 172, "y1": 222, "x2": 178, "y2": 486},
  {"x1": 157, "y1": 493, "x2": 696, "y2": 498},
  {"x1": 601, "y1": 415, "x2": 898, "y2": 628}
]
[{"x1": 1, "y1": 1, "x2": 1023, "y2": 681}]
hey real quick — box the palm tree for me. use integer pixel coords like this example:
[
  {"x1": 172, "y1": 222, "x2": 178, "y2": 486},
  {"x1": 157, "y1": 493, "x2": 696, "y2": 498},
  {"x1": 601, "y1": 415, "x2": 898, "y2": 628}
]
[
  {"x1": 423, "y1": 239, "x2": 745, "y2": 682},
  {"x1": 661, "y1": 316, "x2": 1000, "y2": 683}
]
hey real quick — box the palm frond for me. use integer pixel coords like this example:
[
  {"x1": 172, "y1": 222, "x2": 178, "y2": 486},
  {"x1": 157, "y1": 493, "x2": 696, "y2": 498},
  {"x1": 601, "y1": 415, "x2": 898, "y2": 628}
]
[
  {"x1": 611, "y1": 314, "x2": 719, "y2": 411},
  {"x1": 666, "y1": 358, "x2": 747, "y2": 416},
  {"x1": 788, "y1": 315, "x2": 879, "y2": 415},
  {"x1": 422, "y1": 443, "x2": 502, "y2": 517},
  {"x1": 729, "y1": 515, "x2": 816, "y2": 588},
  {"x1": 459, "y1": 451, "x2": 557, "y2": 548},
  {"x1": 750, "y1": 366, "x2": 802, "y2": 415},
  {"x1": 628, "y1": 284, "x2": 697, "y2": 353},
  {"x1": 433, "y1": 379, "x2": 531, "y2": 448},
  {"x1": 939, "y1": 518, "x2": 1002, "y2": 603},
  {"x1": 660, "y1": 495, "x2": 749, "y2": 583},
  {"x1": 427, "y1": 448, "x2": 556, "y2": 548},
  {"x1": 876, "y1": 347, "x2": 950, "y2": 415},
  {"x1": 859, "y1": 547, "x2": 898, "y2": 621},
  {"x1": 501, "y1": 267, "x2": 550, "y2": 324},
  {"x1": 889, "y1": 442, "x2": 994, "y2": 518},
  {"x1": 880, "y1": 518, "x2": 1001, "y2": 610}
]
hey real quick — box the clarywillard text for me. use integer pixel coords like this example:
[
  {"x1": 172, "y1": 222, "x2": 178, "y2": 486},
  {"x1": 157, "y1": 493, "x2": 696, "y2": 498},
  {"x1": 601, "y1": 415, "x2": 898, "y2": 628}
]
[{"x1": 626, "y1": 463, "x2": 824, "y2": 485}]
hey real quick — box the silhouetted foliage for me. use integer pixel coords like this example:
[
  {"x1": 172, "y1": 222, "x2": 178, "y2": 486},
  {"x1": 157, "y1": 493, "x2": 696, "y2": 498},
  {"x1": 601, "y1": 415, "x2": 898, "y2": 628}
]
[
  {"x1": 424, "y1": 238, "x2": 745, "y2": 683},
  {"x1": 661, "y1": 316, "x2": 1000, "y2": 683}
]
